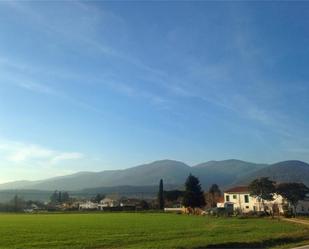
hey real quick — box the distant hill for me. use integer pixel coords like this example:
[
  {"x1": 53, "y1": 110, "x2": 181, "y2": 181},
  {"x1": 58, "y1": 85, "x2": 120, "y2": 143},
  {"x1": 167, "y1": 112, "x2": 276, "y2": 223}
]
[
  {"x1": 235, "y1": 160, "x2": 309, "y2": 186},
  {"x1": 1, "y1": 159, "x2": 308, "y2": 197},
  {"x1": 0, "y1": 180, "x2": 34, "y2": 190},
  {"x1": 0, "y1": 159, "x2": 267, "y2": 191},
  {"x1": 192, "y1": 159, "x2": 267, "y2": 188}
]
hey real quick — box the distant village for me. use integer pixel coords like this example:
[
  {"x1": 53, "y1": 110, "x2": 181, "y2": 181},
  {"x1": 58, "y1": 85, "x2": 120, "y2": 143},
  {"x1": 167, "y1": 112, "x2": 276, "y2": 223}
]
[{"x1": 1, "y1": 175, "x2": 309, "y2": 218}]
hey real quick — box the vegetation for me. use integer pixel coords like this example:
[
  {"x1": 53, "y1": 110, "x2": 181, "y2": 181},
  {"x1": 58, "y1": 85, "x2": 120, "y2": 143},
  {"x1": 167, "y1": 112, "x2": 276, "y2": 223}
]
[
  {"x1": 205, "y1": 184, "x2": 222, "y2": 208},
  {"x1": 91, "y1": 193, "x2": 105, "y2": 203},
  {"x1": 0, "y1": 195, "x2": 45, "y2": 212},
  {"x1": 0, "y1": 213, "x2": 308, "y2": 249},
  {"x1": 158, "y1": 179, "x2": 164, "y2": 210},
  {"x1": 276, "y1": 182, "x2": 309, "y2": 216},
  {"x1": 50, "y1": 191, "x2": 70, "y2": 204},
  {"x1": 164, "y1": 190, "x2": 184, "y2": 202},
  {"x1": 248, "y1": 177, "x2": 276, "y2": 212},
  {"x1": 182, "y1": 174, "x2": 205, "y2": 209}
]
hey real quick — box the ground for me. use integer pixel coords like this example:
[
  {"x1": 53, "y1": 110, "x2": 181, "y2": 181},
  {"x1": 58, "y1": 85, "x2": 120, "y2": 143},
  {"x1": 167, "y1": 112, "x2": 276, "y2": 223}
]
[{"x1": 0, "y1": 212, "x2": 308, "y2": 249}]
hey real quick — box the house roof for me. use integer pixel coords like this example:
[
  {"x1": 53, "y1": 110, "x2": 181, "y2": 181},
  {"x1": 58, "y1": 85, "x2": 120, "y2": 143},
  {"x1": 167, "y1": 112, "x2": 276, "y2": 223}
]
[{"x1": 225, "y1": 186, "x2": 249, "y2": 193}]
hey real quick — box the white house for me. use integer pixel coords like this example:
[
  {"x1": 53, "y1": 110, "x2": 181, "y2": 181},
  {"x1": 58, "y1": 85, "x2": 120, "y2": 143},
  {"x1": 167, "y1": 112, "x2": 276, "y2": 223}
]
[
  {"x1": 79, "y1": 201, "x2": 98, "y2": 210},
  {"x1": 98, "y1": 197, "x2": 120, "y2": 210},
  {"x1": 223, "y1": 186, "x2": 285, "y2": 214},
  {"x1": 222, "y1": 186, "x2": 309, "y2": 215},
  {"x1": 24, "y1": 203, "x2": 40, "y2": 213}
]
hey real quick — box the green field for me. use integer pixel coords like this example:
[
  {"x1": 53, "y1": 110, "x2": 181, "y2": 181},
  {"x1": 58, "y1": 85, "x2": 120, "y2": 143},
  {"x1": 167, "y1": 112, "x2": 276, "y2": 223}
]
[{"x1": 0, "y1": 213, "x2": 308, "y2": 249}]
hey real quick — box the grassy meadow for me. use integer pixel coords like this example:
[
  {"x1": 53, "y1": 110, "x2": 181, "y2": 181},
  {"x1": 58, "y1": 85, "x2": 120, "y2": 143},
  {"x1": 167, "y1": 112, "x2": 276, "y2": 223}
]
[{"x1": 0, "y1": 212, "x2": 308, "y2": 249}]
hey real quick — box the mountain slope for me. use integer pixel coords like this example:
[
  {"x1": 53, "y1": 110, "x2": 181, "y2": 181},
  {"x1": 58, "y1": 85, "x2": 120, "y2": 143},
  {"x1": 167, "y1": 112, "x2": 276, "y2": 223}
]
[
  {"x1": 0, "y1": 159, "x2": 267, "y2": 191},
  {"x1": 1, "y1": 159, "x2": 308, "y2": 192},
  {"x1": 236, "y1": 160, "x2": 309, "y2": 186},
  {"x1": 0, "y1": 180, "x2": 34, "y2": 190},
  {"x1": 0, "y1": 160, "x2": 191, "y2": 191},
  {"x1": 192, "y1": 159, "x2": 268, "y2": 188}
]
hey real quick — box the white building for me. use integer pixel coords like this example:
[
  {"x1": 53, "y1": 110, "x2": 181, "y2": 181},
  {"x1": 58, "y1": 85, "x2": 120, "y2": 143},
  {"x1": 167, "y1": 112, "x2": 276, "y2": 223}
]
[
  {"x1": 223, "y1": 186, "x2": 285, "y2": 214},
  {"x1": 98, "y1": 197, "x2": 120, "y2": 210},
  {"x1": 79, "y1": 201, "x2": 98, "y2": 210},
  {"x1": 222, "y1": 186, "x2": 309, "y2": 215}
]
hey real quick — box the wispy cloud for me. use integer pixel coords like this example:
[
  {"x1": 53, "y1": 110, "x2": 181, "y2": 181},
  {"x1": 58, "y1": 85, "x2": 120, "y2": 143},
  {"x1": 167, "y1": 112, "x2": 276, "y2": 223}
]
[
  {"x1": 0, "y1": 1, "x2": 298, "y2": 136},
  {"x1": 1, "y1": 0, "x2": 309, "y2": 167},
  {"x1": 1, "y1": 1, "x2": 165, "y2": 78},
  {"x1": 0, "y1": 140, "x2": 84, "y2": 165},
  {"x1": 0, "y1": 2, "x2": 169, "y2": 111},
  {"x1": 17, "y1": 81, "x2": 58, "y2": 95}
]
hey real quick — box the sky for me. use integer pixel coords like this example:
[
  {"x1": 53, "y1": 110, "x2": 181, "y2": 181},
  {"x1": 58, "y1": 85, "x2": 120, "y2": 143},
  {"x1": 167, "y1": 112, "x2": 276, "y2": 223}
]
[{"x1": 0, "y1": 1, "x2": 309, "y2": 183}]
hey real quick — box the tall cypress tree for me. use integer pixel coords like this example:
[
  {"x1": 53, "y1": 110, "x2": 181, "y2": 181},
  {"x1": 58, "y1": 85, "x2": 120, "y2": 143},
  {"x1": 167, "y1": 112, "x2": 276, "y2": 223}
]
[{"x1": 158, "y1": 179, "x2": 164, "y2": 210}]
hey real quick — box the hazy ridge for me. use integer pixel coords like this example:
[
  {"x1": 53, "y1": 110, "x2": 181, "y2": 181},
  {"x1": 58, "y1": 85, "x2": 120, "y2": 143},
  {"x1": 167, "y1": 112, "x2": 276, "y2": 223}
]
[{"x1": 1, "y1": 159, "x2": 308, "y2": 193}]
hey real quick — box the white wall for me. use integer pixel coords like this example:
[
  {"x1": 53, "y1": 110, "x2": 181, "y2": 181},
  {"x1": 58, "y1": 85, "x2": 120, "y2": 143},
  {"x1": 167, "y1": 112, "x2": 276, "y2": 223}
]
[
  {"x1": 223, "y1": 192, "x2": 285, "y2": 213},
  {"x1": 79, "y1": 201, "x2": 98, "y2": 210}
]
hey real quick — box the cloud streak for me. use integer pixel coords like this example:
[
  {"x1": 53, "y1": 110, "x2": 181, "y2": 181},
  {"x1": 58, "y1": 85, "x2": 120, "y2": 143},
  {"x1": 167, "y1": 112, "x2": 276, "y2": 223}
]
[{"x1": 0, "y1": 140, "x2": 84, "y2": 165}]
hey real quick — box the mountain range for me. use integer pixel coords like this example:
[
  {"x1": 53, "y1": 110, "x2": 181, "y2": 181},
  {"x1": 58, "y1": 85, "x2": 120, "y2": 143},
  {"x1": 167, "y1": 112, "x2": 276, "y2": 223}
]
[{"x1": 1, "y1": 159, "x2": 308, "y2": 193}]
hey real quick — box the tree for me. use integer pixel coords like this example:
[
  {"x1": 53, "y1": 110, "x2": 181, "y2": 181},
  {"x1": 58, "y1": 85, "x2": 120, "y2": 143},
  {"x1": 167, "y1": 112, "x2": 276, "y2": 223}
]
[
  {"x1": 158, "y1": 179, "x2": 164, "y2": 210},
  {"x1": 58, "y1": 191, "x2": 62, "y2": 203},
  {"x1": 182, "y1": 174, "x2": 205, "y2": 211},
  {"x1": 276, "y1": 182, "x2": 309, "y2": 216},
  {"x1": 61, "y1": 192, "x2": 70, "y2": 203},
  {"x1": 140, "y1": 200, "x2": 149, "y2": 210},
  {"x1": 164, "y1": 190, "x2": 184, "y2": 202},
  {"x1": 206, "y1": 184, "x2": 222, "y2": 208},
  {"x1": 10, "y1": 195, "x2": 25, "y2": 212},
  {"x1": 248, "y1": 177, "x2": 276, "y2": 213},
  {"x1": 92, "y1": 194, "x2": 105, "y2": 203},
  {"x1": 50, "y1": 190, "x2": 59, "y2": 204}
]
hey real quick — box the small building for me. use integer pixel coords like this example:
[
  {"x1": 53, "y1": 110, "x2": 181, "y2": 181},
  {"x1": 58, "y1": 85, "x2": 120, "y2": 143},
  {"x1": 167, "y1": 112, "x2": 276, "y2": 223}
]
[
  {"x1": 164, "y1": 203, "x2": 187, "y2": 214},
  {"x1": 164, "y1": 207, "x2": 186, "y2": 213},
  {"x1": 79, "y1": 201, "x2": 98, "y2": 210},
  {"x1": 98, "y1": 197, "x2": 120, "y2": 210},
  {"x1": 119, "y1": 198, "x2": 139, "y2": 208},
  {"x1": 24, "y1": 203, "x2": 40, "y2": 213}
]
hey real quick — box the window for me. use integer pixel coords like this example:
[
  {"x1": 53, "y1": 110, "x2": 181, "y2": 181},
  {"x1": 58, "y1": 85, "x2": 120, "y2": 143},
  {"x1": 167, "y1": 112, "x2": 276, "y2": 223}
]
[
  {"x1": 244, "y1": 195, "x2": 249, "y2": 203},
  {"x1": 233, "y1": 195, "x2": 237, "y2": 199},
  {"x1": 246, "y1": 206, "x2": 249, "y2": 209},
  {"x1": 226, "y1": 195, "x2": 230, "y2": 202}
]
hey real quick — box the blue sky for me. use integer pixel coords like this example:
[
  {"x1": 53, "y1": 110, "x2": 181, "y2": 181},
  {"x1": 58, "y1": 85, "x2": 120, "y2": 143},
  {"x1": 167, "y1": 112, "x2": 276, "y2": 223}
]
[{"x1": 0, "y1": 1, "x2": 309, "y2": 183}]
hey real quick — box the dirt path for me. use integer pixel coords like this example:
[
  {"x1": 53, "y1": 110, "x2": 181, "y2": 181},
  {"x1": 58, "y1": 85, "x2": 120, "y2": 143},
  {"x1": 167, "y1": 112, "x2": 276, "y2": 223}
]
[
  {"x1": 282, "y1": 218, "x2": 309, "y2": 226},
  {"x1": 291, "y1": 245, "x2": 309, "y2": 249}
]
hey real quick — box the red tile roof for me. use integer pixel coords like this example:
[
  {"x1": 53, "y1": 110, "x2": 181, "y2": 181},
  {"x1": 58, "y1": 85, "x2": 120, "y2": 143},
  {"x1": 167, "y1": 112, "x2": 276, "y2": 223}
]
[{"x1": 225, "y1": 186, "x2": 249, "y2": 193}]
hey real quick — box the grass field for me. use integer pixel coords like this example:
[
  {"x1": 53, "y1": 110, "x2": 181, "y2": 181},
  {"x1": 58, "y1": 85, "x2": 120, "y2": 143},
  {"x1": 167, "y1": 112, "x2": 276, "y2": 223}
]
[{"x1": 0, "y1": 213, "x2": 308, "y2": 249}]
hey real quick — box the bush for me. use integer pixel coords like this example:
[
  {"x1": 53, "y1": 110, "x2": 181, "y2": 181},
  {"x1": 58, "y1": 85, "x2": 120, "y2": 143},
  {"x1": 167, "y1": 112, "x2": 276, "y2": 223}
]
[
  {"x1": 282, "y1": 204, "x2": 294, "y2": 218},
  {"x1": 283, "y1": 210, "x2": 294, "y2": 218}
]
